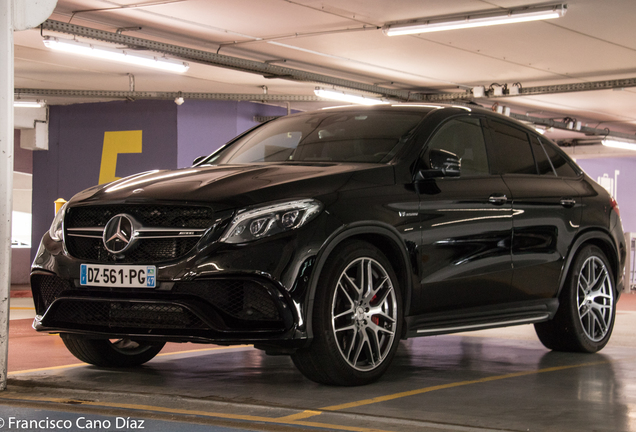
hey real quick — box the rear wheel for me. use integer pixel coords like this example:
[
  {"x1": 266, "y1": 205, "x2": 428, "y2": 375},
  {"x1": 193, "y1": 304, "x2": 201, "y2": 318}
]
[
  {"x1": 535, "y1": 245, "x2": 616, "y2": 352},
  {"x1": 292, "y1": 240, "x2": 402, "y2": 386},
  {"x1": 61, "y1": 334, "x2": 165, "y2": 367}
]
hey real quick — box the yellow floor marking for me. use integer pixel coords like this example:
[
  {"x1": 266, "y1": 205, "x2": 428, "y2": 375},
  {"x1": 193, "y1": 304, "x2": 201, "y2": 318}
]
[
  {"x1": 8, "y1": 345, "x2": 252, "y2": 375},
  {"x1": 276, "y1": 410, "x2": 323, "y2": 421},
  {"x1": 8, "y1": 362, "x2": 88, "y2": 376},
  {"x1": 156, "y1": 344, "x2": 252, "y2": 357},
  {"x1": 320, "y1": 359, "x2": 617, "y2": 412},
  {"x1": 9, "y1": 307, "x2": 35, "y2": 310},
  {"x1": 0, "y1": 393, "x2": 393, "y2": 432},
  {"x1": 7, "y1": 344, "x2": 635, "y2": 431}
]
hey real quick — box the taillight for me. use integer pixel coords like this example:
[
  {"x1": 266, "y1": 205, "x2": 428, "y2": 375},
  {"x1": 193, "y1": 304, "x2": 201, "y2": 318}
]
[{"x1": 610, "y1": 197, "x2": 620, "y2": 218}]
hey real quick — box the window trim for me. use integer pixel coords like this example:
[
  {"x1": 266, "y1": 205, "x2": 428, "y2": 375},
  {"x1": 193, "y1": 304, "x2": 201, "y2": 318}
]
[{"x1": 531, "y1": 135, "x2": 557, "y2": 176}]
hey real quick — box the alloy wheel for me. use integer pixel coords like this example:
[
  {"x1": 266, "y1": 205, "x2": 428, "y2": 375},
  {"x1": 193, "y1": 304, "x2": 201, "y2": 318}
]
[
  {"x1": 331, "y1": 257, "x2": 398, "y2": 371},
  {"x1": 577, "y1": 256, "x2": 614, "y2": 342}
]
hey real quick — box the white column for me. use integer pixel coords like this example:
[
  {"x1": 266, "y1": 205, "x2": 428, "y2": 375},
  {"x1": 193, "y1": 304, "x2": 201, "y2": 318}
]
[
  {"x1": 0, "y1": 0, "x2": 14, "y2": 391},
  {"x1": 0, "y1": 0, "x2": 57, "y2": 391}
]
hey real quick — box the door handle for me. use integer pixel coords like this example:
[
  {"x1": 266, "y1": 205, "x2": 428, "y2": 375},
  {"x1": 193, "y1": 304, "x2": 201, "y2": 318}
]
[
  {"x1": 560, "y1": 198, "x2": 576, "y2": 208},
  {"x1": 488, "y1": 194, "x2": 508, "y2": 205}
]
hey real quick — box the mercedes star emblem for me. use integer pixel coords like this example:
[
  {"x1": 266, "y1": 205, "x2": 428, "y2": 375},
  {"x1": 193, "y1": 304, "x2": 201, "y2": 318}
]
[{"x1": 103, "y1": 214, "x2": 136, "y2": 254}]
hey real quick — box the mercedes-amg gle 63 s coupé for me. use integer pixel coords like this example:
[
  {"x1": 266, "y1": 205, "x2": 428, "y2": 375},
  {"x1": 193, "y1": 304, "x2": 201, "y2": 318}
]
[{"x1": 31, "y1": 104, "x2": 626, "y2": 386}]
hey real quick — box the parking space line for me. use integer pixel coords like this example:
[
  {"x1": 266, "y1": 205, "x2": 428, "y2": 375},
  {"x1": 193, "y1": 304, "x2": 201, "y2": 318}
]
[
  {"x1": 155, "y1": 345, "x2": 252, "y2": 357},
  {"x1": 277, "y1": 410, "x2": 323, "y2": 421},
  {"x1": 7, "y1": 350, "x2": 634, "y2": 430},
  {"x1": 8, "y1": 345, "x2": 252, "y2": 375},
  {"x1": 318, "y1": 359, "x2": 622, "y2": 413},
  {"x1": 0, "y1": 393, "x2": 395, "y2": 432},
  {"x1": 8, "y1": 362, "x2": 87, "y2": 376}
]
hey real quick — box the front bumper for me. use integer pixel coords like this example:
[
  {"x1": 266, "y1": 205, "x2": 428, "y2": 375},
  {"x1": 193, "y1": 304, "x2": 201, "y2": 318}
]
[
  {"x1": 31, "y1": 272, "x2": 303, "y2": 345},
  {"x1": 30, "y1": 213, "x2": 335, "y2": 347}
]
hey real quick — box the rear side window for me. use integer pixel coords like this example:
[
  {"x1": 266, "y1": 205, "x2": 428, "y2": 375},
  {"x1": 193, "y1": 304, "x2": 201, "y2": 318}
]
[
  {"x1": 531, "y1": 136, "x2": 556, "y2": 176},
  {"x1": 425, "y1": 116, "x2": 490, "y2": 176},
  {"x1": 487, "y1": 120, "x2": 536, "y2": 175},
  {"x1": 539, "y1": 138, "x2": 579, "y2": 177}
]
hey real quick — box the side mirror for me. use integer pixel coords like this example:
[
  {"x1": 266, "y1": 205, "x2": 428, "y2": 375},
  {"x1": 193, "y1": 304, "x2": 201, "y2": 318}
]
[
  {"x1": 417, "y1": 149, "x2": 461, "y2": 179},
  {"x1": 192, "y1": 155, "x2": 207, "y2": 166}
]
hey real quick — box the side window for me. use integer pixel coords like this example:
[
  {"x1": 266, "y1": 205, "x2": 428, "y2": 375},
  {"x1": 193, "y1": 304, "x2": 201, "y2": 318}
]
[
  {"x1": 426, "y1": 117, "x2": 489, "y2": 176},
  {"x1": 487, "y1": 120, "x2": 536, "y2": 175},
  {"x1": 539, "y1": 138, "x2": 580, "y2": 177},
  {"x1": 531, "y1": 135, "x2": 556, "y2": 176}
]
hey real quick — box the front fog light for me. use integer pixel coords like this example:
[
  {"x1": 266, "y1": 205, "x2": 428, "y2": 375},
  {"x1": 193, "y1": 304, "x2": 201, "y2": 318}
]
[{"x1": 220, "y1": 199, "x2": 323, "y2": 244}]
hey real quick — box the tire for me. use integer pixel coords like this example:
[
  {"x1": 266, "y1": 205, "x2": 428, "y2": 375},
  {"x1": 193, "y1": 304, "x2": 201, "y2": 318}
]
[
  {"x1": 292, "y1": 240, "x2": 403, "y2": 386},
  {"x1": 61, "y1": 334, "x2": 165, "y2": 367},
  {"x1": 535, "y1": 245, "x2": 616, "y2": 353}
]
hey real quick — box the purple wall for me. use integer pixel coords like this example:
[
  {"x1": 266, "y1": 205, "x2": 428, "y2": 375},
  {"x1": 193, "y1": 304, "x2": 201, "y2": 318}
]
[
  {"x1": 176, "y1": 101, "x2": 290, "y2": 168},
  {"x1": 577, "y1": 157, "x2": 636, "y2": 233},
  {"x1": 32, "y1": 100, "x2": 179, "y2": 256}
]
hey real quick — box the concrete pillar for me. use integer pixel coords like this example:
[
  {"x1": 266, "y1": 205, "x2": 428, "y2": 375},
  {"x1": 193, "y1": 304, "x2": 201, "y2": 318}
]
[
  {"x1": 0, "y1": 0, "x2": 15, "y2": 393},
  {"x1": 0, "y1": 0, "x2": 57, "y2": 391}
]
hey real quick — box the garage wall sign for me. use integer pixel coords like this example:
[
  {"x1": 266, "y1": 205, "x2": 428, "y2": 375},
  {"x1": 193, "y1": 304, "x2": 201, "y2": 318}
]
[{"x1": 98, "y1": 130, "x2": 143, "y2": 185}]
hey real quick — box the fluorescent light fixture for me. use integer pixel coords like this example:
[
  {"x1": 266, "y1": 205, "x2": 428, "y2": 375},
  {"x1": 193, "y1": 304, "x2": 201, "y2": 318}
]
[
  {"x1": 43, "y1": 36, "x2": 189, "y2": 73},
  {"x1": 14, "y1": 100, "x2": 45, "y2": 108},
  {"x1": 314, "y1": 88, "x2": 388, "y2": 106},
  {"x1": 383, "y1": 4, "x2": 567, "y2": 36},
  {"x1": 602, "y1": 139, "x2": 636, "y2": 151}
]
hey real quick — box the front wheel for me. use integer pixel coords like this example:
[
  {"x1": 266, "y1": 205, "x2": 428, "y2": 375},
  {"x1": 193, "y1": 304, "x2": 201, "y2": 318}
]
[
  {"x1": 292, "y1": 240, "x2": 403, "y2": 386},
  {"x1": 61, "y1": 334, "x2": 165, "y2": 367},
  {"x1": 535, "y1": 245, "x2": 616, "y2": 353}
]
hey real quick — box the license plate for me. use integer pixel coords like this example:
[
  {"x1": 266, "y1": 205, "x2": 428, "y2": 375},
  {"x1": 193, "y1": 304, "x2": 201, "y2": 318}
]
[{"x1": 80, "y1": 264, "x2": 157, "y2": 288}]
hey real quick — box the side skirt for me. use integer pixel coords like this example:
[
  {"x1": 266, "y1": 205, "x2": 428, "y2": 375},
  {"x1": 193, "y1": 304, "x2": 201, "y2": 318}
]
[{"x1": 404, "y1": 299, "x2": 558, "y2": 338}]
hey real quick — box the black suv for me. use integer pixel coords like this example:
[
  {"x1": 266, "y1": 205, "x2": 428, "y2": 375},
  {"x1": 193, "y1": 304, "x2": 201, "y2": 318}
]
[{"x1": 31, "y1": 104, "x2": 625, "y2": 386}]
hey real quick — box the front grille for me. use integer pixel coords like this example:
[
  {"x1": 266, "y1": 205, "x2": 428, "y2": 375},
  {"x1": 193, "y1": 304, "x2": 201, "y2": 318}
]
[
  {"x1": 66, "y1": 237, "x2": 200, "y2": 263},
  {"x1": 31, "y1": 274, "x2": 73, "y2": 313},
  {"x1": 49, "y1": 299, "x2": 209, "y2": 329},
  {"x1": 64, "y1": 204, "x2": 214, "y2": 263},
  {"x1": 174, "y1": 280, "x2": 281, "y2": 322},
  {"x1": 66, "y1": 205, "x2": 215, "y2": 229}
]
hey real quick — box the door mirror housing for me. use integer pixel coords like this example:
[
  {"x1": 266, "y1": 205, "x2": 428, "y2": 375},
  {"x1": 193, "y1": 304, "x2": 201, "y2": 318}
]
[{"x1": 417, "y1": 149, "x2": 461, "y2": 179}]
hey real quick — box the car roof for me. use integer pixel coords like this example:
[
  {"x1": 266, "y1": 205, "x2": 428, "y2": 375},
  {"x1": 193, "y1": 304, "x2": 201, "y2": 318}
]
[{"x1": 291, "y1": 102, "x2": 542, "y2": 137}]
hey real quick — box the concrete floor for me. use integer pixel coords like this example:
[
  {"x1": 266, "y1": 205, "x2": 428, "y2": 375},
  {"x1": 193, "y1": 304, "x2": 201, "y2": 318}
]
[{"x1": 3, "y1": 291, "x2": 636, "y2": 432}]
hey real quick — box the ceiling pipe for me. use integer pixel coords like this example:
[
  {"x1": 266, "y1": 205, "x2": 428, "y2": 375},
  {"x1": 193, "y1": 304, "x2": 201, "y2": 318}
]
[
  {"x1": 423, "y1": 77, "x2": 636, "y2": 102},
  {"x1": 509, "y1": 112, "x2": 636, "y2": 142},
  {"x1": 39, "y1": 20, "x2": 636, "y2": 105},
  {"x1": 40, "y1": 19, "x2": 419, "y2": 102},
  {"x1": 14, "y1": 88, "x2": 324, "y2": 102},
  {"x1": 15, "y1": 87, "x2": 636, "y2": 143}
]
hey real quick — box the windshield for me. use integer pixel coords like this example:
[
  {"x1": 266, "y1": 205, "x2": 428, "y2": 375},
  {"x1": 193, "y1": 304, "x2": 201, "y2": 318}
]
[{"x1": 203, "y1": 111, "x2": 426, "y2": 164}]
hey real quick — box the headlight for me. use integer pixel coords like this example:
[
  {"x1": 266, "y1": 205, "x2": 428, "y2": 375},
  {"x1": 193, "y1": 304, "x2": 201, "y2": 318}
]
[
  {"x1": 220, "y1": 199, "x2": 323, "y2": 244},
  {"x1": 49, "y1": 202, "x2": 68, "y2": 242}
]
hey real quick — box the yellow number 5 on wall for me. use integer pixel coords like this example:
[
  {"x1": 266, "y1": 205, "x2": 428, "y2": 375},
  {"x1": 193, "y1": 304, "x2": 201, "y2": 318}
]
[{"x1": 99, "y1": 130, "x2": 143, "y2": 184}]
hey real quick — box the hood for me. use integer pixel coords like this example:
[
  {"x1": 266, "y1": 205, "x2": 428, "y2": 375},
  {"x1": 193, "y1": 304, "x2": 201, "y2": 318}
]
[{"x1": 70, "y1": 162, "x2": 395, "y2": 210}]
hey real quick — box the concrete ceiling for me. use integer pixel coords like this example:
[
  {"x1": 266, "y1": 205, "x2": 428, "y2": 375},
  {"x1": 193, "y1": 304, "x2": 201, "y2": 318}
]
[{"x1": 12, "y1": 0, "x2": 636, "y2": 146}]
